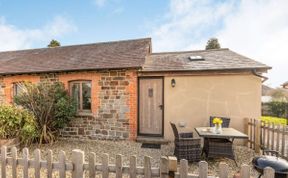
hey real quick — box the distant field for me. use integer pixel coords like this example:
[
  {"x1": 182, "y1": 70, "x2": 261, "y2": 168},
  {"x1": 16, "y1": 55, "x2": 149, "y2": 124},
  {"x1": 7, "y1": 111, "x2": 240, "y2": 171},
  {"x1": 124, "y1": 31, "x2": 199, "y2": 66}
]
[{"x1": 261, "y1": 116, "x2": 287, "y2": 125}]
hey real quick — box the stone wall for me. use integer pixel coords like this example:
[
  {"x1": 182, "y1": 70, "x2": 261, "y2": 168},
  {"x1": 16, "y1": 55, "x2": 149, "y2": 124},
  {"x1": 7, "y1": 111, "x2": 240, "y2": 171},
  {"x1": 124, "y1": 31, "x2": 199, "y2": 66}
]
[
  {"x1": 40, "y1": 73, "x2": 59, "y2": 82},
  {"x1": 59, "y1": 70, "x2": 137, "y2": 140},
  {"x1": 0, "y1": 70, "x2": 138, "y2": 140},
  {"x1": 0, "y1": 76, "x2": 5, "y2": 104}
]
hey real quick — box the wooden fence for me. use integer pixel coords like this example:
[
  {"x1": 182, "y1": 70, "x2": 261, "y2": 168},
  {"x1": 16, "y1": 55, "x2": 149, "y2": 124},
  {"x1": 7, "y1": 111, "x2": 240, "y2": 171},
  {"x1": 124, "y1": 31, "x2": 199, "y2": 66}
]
[
  {"x1": 0, "y1": 146, "x2": 276, "y2": 178},
  {"x1": 246, "y1": 118, "x2": 288, "y2": 159}
]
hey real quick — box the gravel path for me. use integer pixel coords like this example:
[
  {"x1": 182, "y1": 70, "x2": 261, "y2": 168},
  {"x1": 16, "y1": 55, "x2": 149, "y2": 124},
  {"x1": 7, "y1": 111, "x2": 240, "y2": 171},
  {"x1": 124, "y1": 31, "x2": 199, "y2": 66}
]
[{"x1": 2, "y1": 139, "x2": 261, "y2": 177}]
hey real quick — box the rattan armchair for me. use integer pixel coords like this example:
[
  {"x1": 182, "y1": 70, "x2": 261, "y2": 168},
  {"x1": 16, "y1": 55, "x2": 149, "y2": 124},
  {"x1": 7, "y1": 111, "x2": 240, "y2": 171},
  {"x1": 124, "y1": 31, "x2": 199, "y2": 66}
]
[{"x1": 170, "y1": 122, "x2": 201, "y2": 162}]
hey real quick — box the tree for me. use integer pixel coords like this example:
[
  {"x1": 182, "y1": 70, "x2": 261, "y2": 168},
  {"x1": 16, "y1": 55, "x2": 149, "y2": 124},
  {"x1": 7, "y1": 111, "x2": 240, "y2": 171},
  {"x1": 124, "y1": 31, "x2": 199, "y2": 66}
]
[
  {"x1": 14, "y1": 82, "x2": 77, "y2": 144},
  {"x1": 267, "y1": 88, "x2": 288, "y2": 123},
  {"x1": 205, "y1": 38, "x2": 221, "y2": 50},
  {"x1": 48, "y1": 39, "x2": 61, "y2": 47},
  {"x1": 270, "y1": 88, "x2": 288, "y2": 102}
]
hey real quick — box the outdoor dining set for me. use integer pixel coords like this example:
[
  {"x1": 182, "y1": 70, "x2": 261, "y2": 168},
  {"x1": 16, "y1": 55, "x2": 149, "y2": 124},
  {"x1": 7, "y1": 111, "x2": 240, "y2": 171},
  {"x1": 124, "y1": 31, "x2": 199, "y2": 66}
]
[{"x1": 170, "y1": 116, "x2": 248, "y2": 165}]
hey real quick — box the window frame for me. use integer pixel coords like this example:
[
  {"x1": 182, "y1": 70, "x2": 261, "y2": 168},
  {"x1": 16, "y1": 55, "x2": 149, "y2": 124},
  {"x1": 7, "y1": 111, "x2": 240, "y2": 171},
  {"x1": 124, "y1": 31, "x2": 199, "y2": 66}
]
[
  {"x1": 12, "y1": 82, "x2": 25, "y2": 97},
  {"x1": 69, "y1": 80, "x2": 92, "y2": 113}
]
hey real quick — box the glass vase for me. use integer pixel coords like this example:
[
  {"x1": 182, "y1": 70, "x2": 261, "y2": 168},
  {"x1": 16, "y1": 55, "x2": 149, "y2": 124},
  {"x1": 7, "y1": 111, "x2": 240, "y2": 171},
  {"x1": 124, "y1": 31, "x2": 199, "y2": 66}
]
[{"x1": 214, "y1": 124, "x2": 222, "y2": 134}]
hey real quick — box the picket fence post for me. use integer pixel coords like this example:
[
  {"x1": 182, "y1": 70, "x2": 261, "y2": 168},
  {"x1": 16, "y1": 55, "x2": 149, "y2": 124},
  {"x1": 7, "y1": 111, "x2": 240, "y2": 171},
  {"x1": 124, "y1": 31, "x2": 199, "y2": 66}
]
[
  {"x1": 59, "y1": 150, "x2": 66, "y2": 178},
  {"x1": 179, "y1": 159, "x2": 188, "y2": 178},
  {"x1": 22, "y1": 147, "x2": 29, "y2": 178},
  {"x1": 72, "y1": 149, "x2": 84, "y2": 178},
  {"x1": 116, "y1": 154, "x2": 123, "y2": 178},
  {"x1": 168, "y1": 156, "x2": 177, "y2": 178},
  {"x1": 89, "y1": 152, "x2": 96, "y2": 178},
  {"x1": 129, "y1": 155, "x2": 137, "y2": 177},
  {"x1": 219, "y1": 162, "x2": 228, "y2": 178},
  {"x1": 144, "y1": 156, "x2": 152, "y2": 178},
  {"x1": 47, "y1": 149, "x2": 53, "y2": 178},
  {"x1": 263, "y1": 166, "x2": 275, "y2": 178},
  {"x1": 255, "y1": 119, "x2": 261, "y2": 153},
  {"x1": 34, "y1": 149, "x2": 41, "y2": 178},
  {"x1": 160, "y1": 156, "x2": 169, "y2": 178},
  {"x1": 240, "y1": 164, "x2": 250, "y2": 178},
  {"x1": 1, "y1": 146, "x2": 7, "y2": 178}
]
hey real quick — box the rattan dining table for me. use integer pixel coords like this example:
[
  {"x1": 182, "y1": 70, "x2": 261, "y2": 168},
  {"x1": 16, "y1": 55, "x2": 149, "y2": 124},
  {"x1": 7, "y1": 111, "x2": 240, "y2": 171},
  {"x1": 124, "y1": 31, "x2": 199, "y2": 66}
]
[{"x1": 195, "y1": 127, "x2": 248, "y2": 164}]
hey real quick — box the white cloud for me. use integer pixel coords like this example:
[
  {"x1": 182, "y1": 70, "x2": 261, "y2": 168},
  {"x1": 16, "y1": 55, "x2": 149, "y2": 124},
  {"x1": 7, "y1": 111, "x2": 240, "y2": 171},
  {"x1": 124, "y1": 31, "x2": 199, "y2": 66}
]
[
  {"x1": 0, "y1": 16, "x2": 77, "y2": 51},
  {"x1": 217, "y1": 0, "x2": 288, "y2": 87},
  {"x1": 44, "y1": 16, "x2": 77, "y2": 37},
  {"x1": 150, "y1": 0, "x2": 237, "y2": 51},
  {"x1": 150, "y1": 0, "x2": 288, "y2": 87},
  {"x1": 94, "y1": 0, "x2": 107, "y2": 8},
  {"x1": 111, "y1": 7, "x2": 124, "y2": 15}
]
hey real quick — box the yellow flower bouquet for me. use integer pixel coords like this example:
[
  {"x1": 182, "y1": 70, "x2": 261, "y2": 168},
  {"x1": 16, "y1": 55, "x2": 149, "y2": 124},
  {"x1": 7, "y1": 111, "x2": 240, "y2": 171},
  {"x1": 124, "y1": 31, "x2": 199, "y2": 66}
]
[
  {"x1": 212, "y1": 117, "x2": 223, "y2": 134},
  {"x1": 212, "y1": 117, "x2": 223, "y2": 125}
]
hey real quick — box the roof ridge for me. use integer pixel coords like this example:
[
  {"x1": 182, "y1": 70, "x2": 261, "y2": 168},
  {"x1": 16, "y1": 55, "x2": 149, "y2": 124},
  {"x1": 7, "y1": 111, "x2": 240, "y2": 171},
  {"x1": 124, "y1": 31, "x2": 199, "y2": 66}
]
[
  {"x1": 0, "y1": 37, "x2": 152, "y2": 54},
  {"x1": 151, "y1": 48, "x2": 229, "y2": 55}
]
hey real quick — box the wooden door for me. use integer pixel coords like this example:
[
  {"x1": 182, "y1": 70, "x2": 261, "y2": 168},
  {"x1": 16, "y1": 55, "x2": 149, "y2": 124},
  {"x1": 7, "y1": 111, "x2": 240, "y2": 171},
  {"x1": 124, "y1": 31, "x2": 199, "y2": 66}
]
[{"x1": 138, "y1": 77, "x2": 164, "y2": 136}]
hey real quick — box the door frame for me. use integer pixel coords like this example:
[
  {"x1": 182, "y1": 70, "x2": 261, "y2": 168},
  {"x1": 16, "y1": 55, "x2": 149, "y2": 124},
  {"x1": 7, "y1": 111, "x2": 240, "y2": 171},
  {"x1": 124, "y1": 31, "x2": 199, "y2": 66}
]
[{"x1": 137, "y1": 76, "x2": 164, "y2": 137}]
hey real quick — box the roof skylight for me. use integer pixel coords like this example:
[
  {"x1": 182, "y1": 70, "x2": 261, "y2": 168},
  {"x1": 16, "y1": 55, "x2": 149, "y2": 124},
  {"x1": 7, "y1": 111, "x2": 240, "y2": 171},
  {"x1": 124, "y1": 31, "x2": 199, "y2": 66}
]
[{"x1": 188, "y1": 55, "x2": 204, "y2": 61}]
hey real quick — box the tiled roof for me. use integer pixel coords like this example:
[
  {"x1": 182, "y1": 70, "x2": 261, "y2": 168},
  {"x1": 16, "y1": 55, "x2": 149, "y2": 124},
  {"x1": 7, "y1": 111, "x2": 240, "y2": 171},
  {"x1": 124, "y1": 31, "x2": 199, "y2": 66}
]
[
  {"x1": 0, "y1": 38, "x2": 151, "y2": 75},
  {"x1": 0, "y1": 40, "x2": 271, "y2": 75},
  {"x1": 143, "y1": 48, "x2": 271, "y2": 72}
]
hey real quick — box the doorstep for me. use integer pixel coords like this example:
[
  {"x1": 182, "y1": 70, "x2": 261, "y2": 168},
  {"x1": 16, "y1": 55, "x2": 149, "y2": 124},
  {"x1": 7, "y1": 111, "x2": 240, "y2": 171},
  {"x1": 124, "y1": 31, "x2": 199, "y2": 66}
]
[{"x1": 136, "y1": 136, "x2": 170, "y2": 144}]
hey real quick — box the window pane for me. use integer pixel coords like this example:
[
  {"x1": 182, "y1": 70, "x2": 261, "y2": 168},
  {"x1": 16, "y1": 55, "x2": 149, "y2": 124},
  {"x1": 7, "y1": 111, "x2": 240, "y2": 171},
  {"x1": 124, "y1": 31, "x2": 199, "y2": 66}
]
[
  {"x1": 71, "y1": 83, "x2": 80, "y2": 110},
  {"x1": 82, "y1": 82, "x2": 91, "y2": 110},
  {"x1": 14, "y1": 83, "x2": 24, "y2": 96}
]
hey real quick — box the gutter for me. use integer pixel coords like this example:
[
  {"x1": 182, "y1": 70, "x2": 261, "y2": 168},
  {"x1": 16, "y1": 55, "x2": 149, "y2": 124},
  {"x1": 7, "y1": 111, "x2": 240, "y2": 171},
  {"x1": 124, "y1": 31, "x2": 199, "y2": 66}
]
[
  {"x1": 252, "y1": 69, "x2": 268, "y2": 83},
  {"x1": 0, "y1": 66, "x2": 142, "y2": 76}
]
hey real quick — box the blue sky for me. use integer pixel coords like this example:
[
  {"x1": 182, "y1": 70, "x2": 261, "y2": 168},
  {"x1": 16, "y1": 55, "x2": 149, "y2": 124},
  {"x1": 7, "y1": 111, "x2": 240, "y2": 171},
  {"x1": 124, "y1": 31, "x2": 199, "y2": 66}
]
[
  {"x1": 0, "y1": 0, "x2": 168, "y2": 46},
  {"x1": 0, "y1": 0, "x2": 287, "y2": 87}
]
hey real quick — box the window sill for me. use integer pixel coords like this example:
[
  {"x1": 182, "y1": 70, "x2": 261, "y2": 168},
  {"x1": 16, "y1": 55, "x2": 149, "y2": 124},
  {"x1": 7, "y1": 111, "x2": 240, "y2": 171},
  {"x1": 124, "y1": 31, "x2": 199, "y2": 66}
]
[{"x1": 76, "y1": 112, "x2": 93, "y2": 117}]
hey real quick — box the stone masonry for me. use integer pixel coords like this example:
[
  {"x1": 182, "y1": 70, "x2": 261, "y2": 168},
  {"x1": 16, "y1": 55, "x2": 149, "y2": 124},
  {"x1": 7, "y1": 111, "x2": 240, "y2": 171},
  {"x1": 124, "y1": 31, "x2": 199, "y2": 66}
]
[
  {"x1": 0, "y1": 70, "x2": 137, "y2": 140},
  {"x1": 0, "y1": 76, "x2": 5, "y2": 104},
  {"x1": 39, "y1": 73, "x2": 59, "y2": 82},
  {"x1": 60, "y1": 70, "x2": 137, "y2": 140}
]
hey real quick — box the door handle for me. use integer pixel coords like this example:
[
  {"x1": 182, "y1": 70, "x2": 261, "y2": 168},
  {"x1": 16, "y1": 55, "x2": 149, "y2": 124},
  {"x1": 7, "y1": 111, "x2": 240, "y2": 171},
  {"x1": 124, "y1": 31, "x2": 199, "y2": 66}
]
[{"x1": 159, "y1": 104, "x2": 163, "y2": 110}]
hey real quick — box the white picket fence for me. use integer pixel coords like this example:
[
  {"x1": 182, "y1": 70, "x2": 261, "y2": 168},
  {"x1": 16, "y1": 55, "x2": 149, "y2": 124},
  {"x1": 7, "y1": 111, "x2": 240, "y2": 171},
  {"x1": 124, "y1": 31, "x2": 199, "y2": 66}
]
[{"x1": 0, "y1": 146, "x2": 275, "y2": 178}]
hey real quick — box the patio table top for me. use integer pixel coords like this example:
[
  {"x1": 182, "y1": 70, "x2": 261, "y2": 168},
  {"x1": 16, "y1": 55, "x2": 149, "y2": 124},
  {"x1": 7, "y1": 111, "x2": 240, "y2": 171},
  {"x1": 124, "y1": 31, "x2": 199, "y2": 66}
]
[{"x1": 194, "y1": 127, "x2": 248, "y2": 139}]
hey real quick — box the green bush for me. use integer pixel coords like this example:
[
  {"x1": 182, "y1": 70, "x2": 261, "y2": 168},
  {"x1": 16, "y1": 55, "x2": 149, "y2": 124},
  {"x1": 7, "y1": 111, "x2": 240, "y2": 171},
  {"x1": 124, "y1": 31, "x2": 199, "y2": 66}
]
[
  {"x1": 261, "y1": 116, "x2": 287, "y2": 125},
  {"x1": 267, "y1": 101, "x2": 288, "y2": 118},
  {"x1": 54, "y1": 87, "x2": 77, "y2": 129},
  {"x1": 14, "y1": 82, "x2": 77, "y2": 144},
  {"x1": 0, "y1": 105, "x2": 37, "y2": 145}
]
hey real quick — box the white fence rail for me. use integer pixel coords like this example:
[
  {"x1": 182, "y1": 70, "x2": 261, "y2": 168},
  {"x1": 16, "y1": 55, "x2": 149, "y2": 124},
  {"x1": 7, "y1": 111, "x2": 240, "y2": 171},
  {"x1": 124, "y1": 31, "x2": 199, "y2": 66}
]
[{"x1": 0, "y1": 146, "x2": 275, "y2": 178}]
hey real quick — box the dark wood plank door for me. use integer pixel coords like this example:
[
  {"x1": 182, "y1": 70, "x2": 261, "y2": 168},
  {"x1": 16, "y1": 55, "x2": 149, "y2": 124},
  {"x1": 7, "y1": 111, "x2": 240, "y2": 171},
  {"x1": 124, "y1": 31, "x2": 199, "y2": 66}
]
[{"x1": 138, "y1": 78, "x2": 164, "y2": 136}]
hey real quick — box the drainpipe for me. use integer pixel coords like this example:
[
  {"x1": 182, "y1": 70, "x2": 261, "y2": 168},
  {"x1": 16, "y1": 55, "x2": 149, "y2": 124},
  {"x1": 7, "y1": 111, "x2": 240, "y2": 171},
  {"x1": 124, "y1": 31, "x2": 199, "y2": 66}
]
[{"x1": 252, "y1": 69, "x2": 268, "y2": 83}]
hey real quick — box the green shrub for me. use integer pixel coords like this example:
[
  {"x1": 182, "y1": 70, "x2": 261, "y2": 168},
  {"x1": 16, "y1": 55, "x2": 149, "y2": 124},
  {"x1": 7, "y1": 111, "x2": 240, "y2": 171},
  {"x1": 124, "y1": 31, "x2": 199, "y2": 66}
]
[
  {"x1": 261, "y1": 116, "x2": 287, "y2": 125},
  {"x1": 0, "y1": 105, "x2": 37, "y2": 145},
  {"x1": 14, "y1": 82, "x2": 77, "y2": 144},
  {"x1": 267, "y1": 101, "x2": 288, "y2": 118}
]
